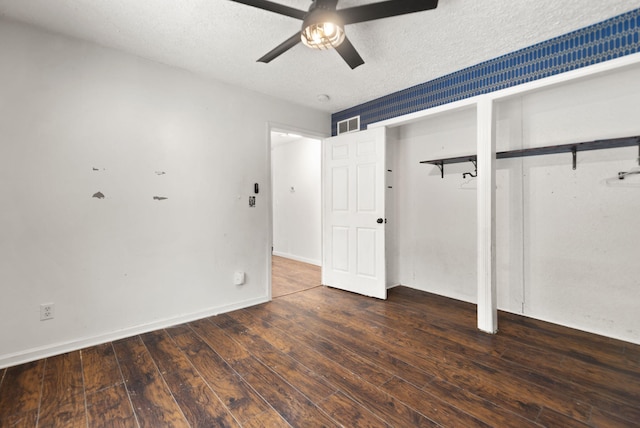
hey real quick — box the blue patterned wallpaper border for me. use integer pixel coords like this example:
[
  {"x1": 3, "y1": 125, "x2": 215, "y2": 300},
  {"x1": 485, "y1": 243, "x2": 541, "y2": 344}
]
[{"x1": 331, "y1": 8, "x2": 640, "y2": 136}]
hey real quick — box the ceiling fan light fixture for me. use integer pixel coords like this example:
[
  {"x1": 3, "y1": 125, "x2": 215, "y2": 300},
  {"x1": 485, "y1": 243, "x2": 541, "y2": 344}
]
[
  {"x1": 301, "y1": 8, "x2": 345, "y2": 50},
  {"x1": 301, "y1": 22, "x2": 345, "y2": 49}
]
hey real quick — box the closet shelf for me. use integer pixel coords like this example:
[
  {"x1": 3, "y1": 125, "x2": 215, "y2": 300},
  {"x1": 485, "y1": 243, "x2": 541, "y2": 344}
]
[{"x1": 420, "y1": 136, "x2": 640, "y2": 178}]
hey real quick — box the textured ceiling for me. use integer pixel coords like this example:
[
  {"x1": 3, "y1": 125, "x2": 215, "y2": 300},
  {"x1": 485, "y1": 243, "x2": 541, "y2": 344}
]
[{"x1": 1, "y1": 0, "x2": 640, "y2": 113}]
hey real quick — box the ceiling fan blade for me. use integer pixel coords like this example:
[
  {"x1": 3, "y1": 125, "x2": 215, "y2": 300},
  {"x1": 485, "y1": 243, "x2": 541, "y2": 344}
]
[
  {"x1": 228, "y1": 0, "x2": 306, "y2": 20},
  {"x1": 338, "y1": 0, "x2": 439, "y2": 25},
  {"x1": 334, "y1": 36, "x2": 365, "y2": 69},
  {"x1": 257, "y1": 33, "x2": 302, "y2": 63}
]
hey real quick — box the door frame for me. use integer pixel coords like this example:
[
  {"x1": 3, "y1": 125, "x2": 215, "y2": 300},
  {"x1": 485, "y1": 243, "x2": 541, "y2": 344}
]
[{"x1": 266, "y1": 122, "x2": 328, "y2": 300}]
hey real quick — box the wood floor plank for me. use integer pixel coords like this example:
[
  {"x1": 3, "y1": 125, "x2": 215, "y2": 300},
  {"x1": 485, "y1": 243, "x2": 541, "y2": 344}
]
[
  {"x1": 82, "y1": 343, "x2": 123, "y2": 395},
  {"x1": 341, "y1": 287, "x2": 640, "y2": 424},
  {"x1": 341, "y1": 295, "x2": 512, "y2": 371},
  {"x1": 187, "y1": 319, "x2": 252, "y2": 367},
  {"x1": 168, "y1": 376, "x2": 240, "y2": 428},
  {"x1": 38, "y1": 390, "x2": 87, "y2": 427},
  {"x1": 387, "y1": 286, "x2": 478, "y2": 323},
  {"x1": 374, "y1": 306, "x2": 640, "y2": 424},
  {"x1": 276, "y1": 292, "x2": 592, "y2": 423},
  {"x1": 251, "y1": 298, "x2": 435, "y2": 388},
  {"x1": 112, "y1": 336, "x2": 189, "y2": 428},
  {"x1": 240, "y1": 305, "x2": 424, "y2": 385},
  {"x1": 274, "y1": 302, "x2": 528, "y2": 418},
  {"x1": 0, "y1": 360, "x2": 45, "y2": 418},
  {"x1": 233, "y1": 356, "x2": 340, "y2": 428},
  {"x1": 242, "y1": 408, "x2": 292, "y2": 428},
  {"x1": 384, "y1": 288, "x2": 640, "y2": 425},
  {"x1": 488, "y1": 346, "x2": 635, "y2": 423},
  {"x1": 624, "y1": 342, "x2": 640, "y2": 363},
  {"x1": 211, "y1": 314, "x2": 338, "y2": 403},
  {"x1": 271, "y1": 256, "x2": 321, "y2": 298},
  {"x1": 423, "y1": 377, "x2": 542, "y2": 428},
  {"x1": 380, "y1": 376, "x2": 491, "y2": 427},
  {"x1": 85, "y1": 383, "x2": 138, "y2": 428},
  {"x1": 167, "y1": 324, "x2": 269, "y2": 423},
  {"x1": 140, "y1": 330, "x2": 201, "y2": 391},
  {"x1": 245, "y1": 309, "x2": 433, "y2": 386},
  {"x1": 233, "y1": 305, "x2": 438, "y2": 427},
  {"x1": 141, "y1": 329, "x2": 240, "y2": 427},
  {"x1": 499, "y1": 310, "x2": 635, "y2": 372},
  {"x1": 43, "y1": 351, "x2": 84, "y2": 399},
  {"x1": 231, "y1": 308, "x2": 299, "y2": 353},
  {"x1": 589, "y1": 406, "x2": 640, "y2": 428},
  {"x1": 0, "y1": 409, "x2": 38, "y2": 428},
  {"x1": 284, "y1": 341, "x2": 439, "y2": 427},
  {"x1": 278, "y1": 294, "x2": 541, "y2": 419},
  {"x1": 38, "y1": 351, "x2": 86, "y2": 428},
  {"x1": 344, "y1": 287, "x2": 508, "y2": 359},
  {"x1": 216, "y1": 310, "x2": 433, "y2": 427},
  {"x1": 317, "y1": 391, "x2": 393, "y2": 428},
  {"x1": 501, "y1": 342, "x2": 640, "y2": 404},
  {"x1": 499, "y1": 343, "x2": 640, "y2": 422},
  {"x1": 536, "y1": 407, "x2": 593, "y2": 428}
]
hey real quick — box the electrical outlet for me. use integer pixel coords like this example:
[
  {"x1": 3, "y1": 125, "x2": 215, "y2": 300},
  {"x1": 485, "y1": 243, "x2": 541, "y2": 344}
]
[{"x1": 40, "y1": 303, "x2": 55, "y2": 321}]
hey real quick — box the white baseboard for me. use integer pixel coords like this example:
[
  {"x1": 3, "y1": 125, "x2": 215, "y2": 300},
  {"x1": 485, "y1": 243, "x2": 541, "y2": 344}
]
[
  {"x1": 272, "y1": 251, "x2": 321, "y2": 266},
  {"x1": 0, "y1": 296, "x2": 269, "y2": 369}
]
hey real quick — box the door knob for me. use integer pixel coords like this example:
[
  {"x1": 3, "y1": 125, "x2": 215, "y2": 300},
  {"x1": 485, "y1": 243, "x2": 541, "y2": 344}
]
[{"x1": 377, "y1": 218, "x2": 384, "y2": 224}]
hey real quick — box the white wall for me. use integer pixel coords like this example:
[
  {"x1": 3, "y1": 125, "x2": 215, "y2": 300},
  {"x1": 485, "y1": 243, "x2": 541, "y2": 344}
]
[
  {"x1": 385, "y1": 128, "x2": 400, "y2": 288},
  {"x1": 0, "y1": 18, "x2": 329, "y2": 367},
  {"x1": 271, "y1": 136, "x2": 322, "y2": 265},
  {"x1": 394, "y1": 107, "x2": 478, "y2": 302},
  {"x1": 394, "y1": 65, "x2": 640, "y2": 344}
]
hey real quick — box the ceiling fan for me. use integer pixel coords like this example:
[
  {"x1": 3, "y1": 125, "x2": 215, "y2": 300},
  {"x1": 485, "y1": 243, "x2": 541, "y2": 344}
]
[{"x1": 229, "y1": 0, "x2": 439, "y2": 69}]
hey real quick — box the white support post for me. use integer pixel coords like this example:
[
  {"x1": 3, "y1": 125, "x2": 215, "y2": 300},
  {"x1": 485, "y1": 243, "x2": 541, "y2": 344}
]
[{"x1": 477, "y1": 97, "x2": 497, "y2": 333}]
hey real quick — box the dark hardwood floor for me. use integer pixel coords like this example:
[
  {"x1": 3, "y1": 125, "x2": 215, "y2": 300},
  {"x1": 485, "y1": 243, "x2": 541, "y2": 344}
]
[{"x1": 1, "y1": 257, "x2": 639, "y2": 427}]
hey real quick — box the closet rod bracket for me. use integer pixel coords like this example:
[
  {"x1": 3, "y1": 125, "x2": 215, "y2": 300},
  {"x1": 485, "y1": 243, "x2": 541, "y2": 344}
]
[{"x1": 463, "y1": 159, "x2": 478, "y2": 179}]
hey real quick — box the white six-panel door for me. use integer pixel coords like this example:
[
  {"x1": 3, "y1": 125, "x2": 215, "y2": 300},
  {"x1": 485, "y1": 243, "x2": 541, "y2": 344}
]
[{"x1": 322, "y1": 127, "x2": 387, "y2": 299}]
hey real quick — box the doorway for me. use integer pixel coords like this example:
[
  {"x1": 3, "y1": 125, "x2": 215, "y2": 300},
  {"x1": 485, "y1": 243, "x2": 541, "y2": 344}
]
[
  {"x1": 271, "y1": 256, "x2": 321, "y2": 298},
  {"x1": 270, "y1": 128, "x2": 323, "y2": 298}
]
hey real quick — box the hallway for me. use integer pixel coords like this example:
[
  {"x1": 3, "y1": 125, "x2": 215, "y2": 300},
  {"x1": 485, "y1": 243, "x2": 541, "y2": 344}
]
[{"x1": 271, "y1": 255, "x2": 321, "y2": 298}]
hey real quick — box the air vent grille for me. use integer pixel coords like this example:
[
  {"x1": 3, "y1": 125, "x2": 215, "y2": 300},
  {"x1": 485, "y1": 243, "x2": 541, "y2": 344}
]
[{"x1": 337, "y1": 116, "x2": 360, "y2": 135}]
